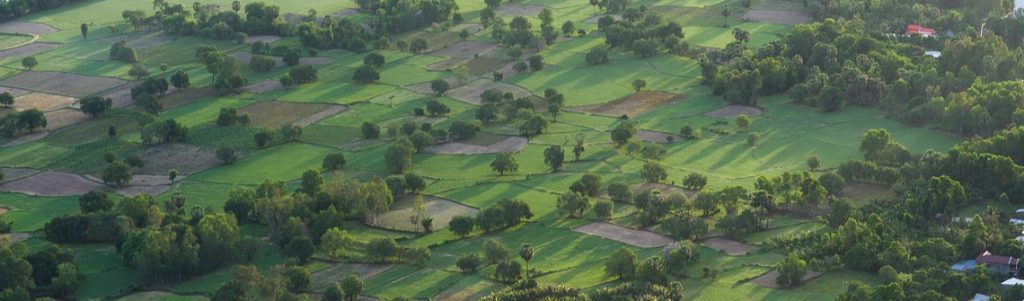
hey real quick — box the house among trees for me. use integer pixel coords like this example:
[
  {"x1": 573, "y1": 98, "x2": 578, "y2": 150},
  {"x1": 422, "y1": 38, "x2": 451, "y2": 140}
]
[
  {"x1": 904, "y1": 24, "x2": 936, "y2": 37},
  {"x1": 976, "y1": 251, "x2": 1021, "y2": 275}
]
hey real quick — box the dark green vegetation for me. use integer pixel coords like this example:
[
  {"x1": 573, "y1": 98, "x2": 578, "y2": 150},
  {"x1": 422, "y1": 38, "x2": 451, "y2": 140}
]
[{"x1": 2, "y1": 0, "x2": 1024, "y2": 300}]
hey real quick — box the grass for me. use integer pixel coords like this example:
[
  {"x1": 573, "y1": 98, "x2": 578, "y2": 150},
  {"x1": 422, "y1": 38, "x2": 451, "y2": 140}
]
[
  {"x1": 188, "y1": 142, "x2": 338, "y2": 185},
  {"x1": 0, "y1": 192, "x2": 78, "y2": 232},
  {"x1": 0, "y1": 33, "x2": 34, "y2": 49}
]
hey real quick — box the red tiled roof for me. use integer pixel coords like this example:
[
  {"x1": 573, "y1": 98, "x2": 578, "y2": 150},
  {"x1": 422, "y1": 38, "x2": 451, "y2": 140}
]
[
  {"x1": 977, "y1": 251, "x2": 1021, "y2": 267},
  {"x1": 905, "y1": 24, "x2": 936, "y2": 36}
]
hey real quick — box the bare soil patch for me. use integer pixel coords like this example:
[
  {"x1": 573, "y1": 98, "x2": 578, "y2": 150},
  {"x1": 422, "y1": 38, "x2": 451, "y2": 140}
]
[
  {"x1": 311, "y1": 263, "x2": 394, "y2": 292},
  {"x1": 117, "y1": 180, "x2": 171, "y2": 197},
  {"x1": 703, "y1": 237, "x2": 758, "y2": 255},
  {"x1": 425, "y1": 58, "x2": 470, "y2": 71},
  {"x1": 705, "y1": 105, "x2": 763, "y2": 118},
  {"x1": 295, "y1": 105, "x2": 347, "y2": 127},
  {"x1": 495, "y1": 4, "x2": 545, "y2": 16},
  {"x1": 13, "y1": 92, "x2": 76, "y2": 112},
  {"x1": 232, "y1": 52, "x2": 334, "y2": 67},
  {"x1": 241, "y1": 80, "x2": 285, "y2": 93},
  {"x1": 0, "y1": 86, "x2": 30, "y2": 97},
  {"x1": 0, "y1": 171, "x2": 107, "y2": 196},
  {"x1": 0, "y1": 168, "x2": 39, "y2": 182},
  {"x1": 0, "y1": 207, "x2": 6, "y2": 215},
  {"x1": 0, "y1": 71, "x2": 126, "y2": 98},
  {"x1": 0, "y1": 42, "x2": 58, "y2": 60},
  {"x1": 572, "y1": 91, "x2": 682, "y2": 117},
  {"x1": 406, "y1": 78, "x2": 457, "y2": 94},
  {"x1": 44, "y1": 109, "x2": 90, "y2": 130},
  {"x1": 238, "y1": 101, "x2": 343, "y2": 128},
  {"x1": 1, "y1": 233, "x2": 30, "y2": 243},
  {"x1": 631, "y1": 182, "x2": 695, "y2": 198},
  {"x1": 0, "y1": 22, "x2": 56, "y2": 35},
  {"x1": 134, "y1": 143, "x2": 219, "y2": 175},
  {"x1": 465, "y1": 57, "x2": 508, "y2": 76},
  {"x1": 424, "y1": 136, "x2": 527, "y2": 155},
  {"x1": 744, "y1": 10, "x2": 811, "y2": 25},
  {"x1": 378, "y1": 195, "x2": 479, "y2": 232},
  {"x1": 160, "y1": 87, "x2": 218, "y2": 109},
  {"x1": 750, "y1": 270, "x2": 822, "y2": 288},
  {"x1": 432, "y1": 40, "x2": 498, "y2": 59},
  {"x1": 635, "y1": 130, "x2": 683, "y2": 143},
  {"x1": 575, "y1": 221, "x2": 674, "y2": 248},
  {"x1": 246, "y1": 35, "x2": 281, "y2": 44},
  {"x1": 447, "y1": 79, "x2": 533, "y2": 105},
  {"x1": 1, "y1": 131, "x2": 47, "y2": 147},
  {"x1": 100, "y1": 82, "x2": 138, "y2": 108}
]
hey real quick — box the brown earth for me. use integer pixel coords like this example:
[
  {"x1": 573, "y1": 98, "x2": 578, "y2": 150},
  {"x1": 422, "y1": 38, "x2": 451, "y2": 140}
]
[
  {"x1": 13, "y1": 92, "x2": 76, "y2": 112},
  {"x1": 238, "y1": 101, "x2": 344, "y2": 128},
  {"x1": 574, "y1": 221, "x2": 674, "y2": 248},
  {"x1": 635, "y1": 130, "x2": 683, "y2": 143},
  {"x1": 703, "y1": 237, "x2": 759, "y2": 255},
  {"x1": 572, "y1": 91, "x2": 683, "y2": 117},
  {"x1": 0, "y1": 86, "x2": 30, "y2": 97},
  {"x1": 44, "y1": 109, "x2": 90, "y2": 130},
  {"x1": 0, "y1": 42, "x2": 58, "y2": 60},
  {"x1": 447, "y1": 79, "x2": 533, "y2": 105},
  {"x1": 425, "y1": 58, "x2": 470, "y2": 71},
  {"x1": 705, "y1": 105, "x2": 763, "y2": 118},
  {"x1": 750, "y1": 270, "x2": 822, "y2": 288},
  {"x1": 495, "y1": 4, "x2": 545, "y2": 16},
  {"x1": 0, "y1": 22, "x2": 56, "y2": 35},
  {"x1": 241, "y1": 80, "x2": 285, "y2": 93},
  {"x1": 431, "y1": 40, "x2": 498, "y2": 59},
  {"x1": 0, "y1": 168, "x2": 39, "y2": 182},
  {"x1": 0, "y1": 71, "x2": 126, "y2": 98},
  {"x1": 311, "y1": 263, "x2": 394, "y2": 292},
  {"x1": 744, "y1": 10, "x2": 812, "y2": 25},
  {"x1": 134, "y1": 143, "x2": 220, "y2": 175},
  {"x1": 424, "y1": 136, "x2": 527, "y2": 155},
  {"x1": 0, "y1": 171, "x2": 107, "y2": 196}
]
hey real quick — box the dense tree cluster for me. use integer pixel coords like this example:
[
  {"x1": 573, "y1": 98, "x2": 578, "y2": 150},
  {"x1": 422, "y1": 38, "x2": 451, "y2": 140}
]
[{"x1": 154, "y1": 1, "x2": 286, "y2": 39}]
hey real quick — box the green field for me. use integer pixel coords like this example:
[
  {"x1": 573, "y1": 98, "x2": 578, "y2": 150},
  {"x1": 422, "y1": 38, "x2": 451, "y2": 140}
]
[{"x1": 0, "y1": 0, "x2": 967, "y2": 300}]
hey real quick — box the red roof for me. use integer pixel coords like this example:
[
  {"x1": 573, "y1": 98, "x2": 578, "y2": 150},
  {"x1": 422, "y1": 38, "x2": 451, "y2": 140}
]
[
  {"x1": 905, "y1": 24, "x2": 936, "y2": 36},
  {"x1": 977, "y1": 251, "x2": 1021, "y2": 267}
]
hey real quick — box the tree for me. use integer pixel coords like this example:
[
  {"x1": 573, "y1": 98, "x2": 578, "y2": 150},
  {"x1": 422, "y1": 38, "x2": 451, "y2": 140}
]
[
  {"x1": 129, "y1": 63, "x2": 150, "y2": 79},
  {"x1": 80, "y1": 96, "x2": 113, "y2": 118},
  {"x1": 683, "y1": 173, "x2": 708, "y2": 190},
  {"x1": 494, "y1": 259, "x2": 523, "y2": 283},
  {"x1": 776, "y1": 253, "x2": 808, "y2": 288},
  {"x1": 666, "y1": 240, "x2": 699, "y2": 276},
  {"x1": 16, "y1": 108, "x2": 47, "y2": 132},
  {"x1": 254, "y1": 130, "x2": 274, "y2": 148},
  {"x1": 807, "y1": 155, "x2": 821, "y2": 170},
  {"x1": 353, "y1": 65, "x2": 380, "y2": 83},
  {"x1": 363, "y1": 52, "x2": 386, "y2": 68},
  {"x1": 456, "y1": 254, "x2": 482, "y2": 272},
  {"x1": 385, "y1": 139, "x2": 416, "y2": 173},
  {"x1": 608, "y1": 182, "x2": 632, "y2": 203},
  {"x1": 0, "y1": 92, "x2": 12, "y2": 108},
  {"x1": 594, "y1": 200, "x2": 613, "y2": 219},
  {"x1": 605, "y1": 247, "x2": 637, "y2": 279},
  {"x1": 721, "y1": 5, "x2": 731, "y2": 26},
  {"x1": 747, "y1": 131, "x2": 761, "y2": 147},
  {"x1": 641, "y1": 162, "x2": 667, "y2": 183},
  {"x1": 283, "y1": 48, "x2": 302, "y2": 66},
  {"x1": 284, "y1": 236, "x2": 314, "y2": 265},
  {"x1": 250, "y1": 55, "x2": 276, "y2": 72},
  {"x1": 409, "y1": 39, "x2": 428, "y2": 54},
  {"x1": 562, "y1": 21, "x2": 575, "y2": 36},
  {"x1": 168, "y1": 169, "x2": 178, "y2": 182},
  {"x1": 513, "y1": 61, "x2": 528, "y2": 73},
  {"x1": 632, "y1": 38, "x2": 659, "y2": 58},
  {"x1": 610, "y1": 122, "x2": 637, "y2": 145},
  {"x1": 482, "y1": 239, "x2": 510, "y2": 265},
  {"x1": 449, "y1": 120, "x2": 480, "y2": 141},
  {"x1": 324, "y1": 283, "x2": 346, "y2": 301},
  {"x1": 80, "y1": 23, "x2": 88, "y2": 40},
  {"x1": 543, "y1": 145, "x2": 565, "y2": 171},
  {"x1": 323, "y1": 154, "x2": 346, "y2": 170},
  {"x1": 216, "y1": 148, "x2": 237, "y2": 165},
  {"x1": 102, "y1": 162, "x2": 132, "y2": 187},
  {"x1": 79, "y1": 191, "x2": 112, "y2": 213},
  {"x1": 21, "y1": 56, "x2": 38, "y2": 70},
  {"x1": 557, "y1": 192, "x2": 590, "y2": 217},
  {"x1": 632, "y1": 79, "x2": 647, "y2": 93},
  {"x1": 528, "y1": 55, "x2": 544, "y2": 71},
  {"x1": 341, "y1": 275, "x2": 363, "y2": 301},
  {"x1": 361, "y1": 122, "x2": 380, "y2": 139},
  {"x1": 736, "y1": 114, "x2": 751, "y2": 129},
  {"x1": 171, "y1": 70, "x2": 191, "y2": 90},
  {"x1": 507, "y1": 46, "x2": 523, "y2": 60},
  {"x1": 491, "y1": 152, "x2": 519, "y2": 175},
  {"x1": 570, "y1": 173, "x2": 602, "y2": 197},
  {"x1": 430, "y1": 79, "x2": 450, "y2": 96},
  {"x1": 290, "y1": 65, "x2": 318, "y2": 84},
  {"x1": 449, "y1": 215, "x2": 475, "y2": 237},
  {"x1": 586, "y1": 46, "x2": 609, "y2": 65},
  {"x1": 425, "y1": 99, "x2": 450, "y2": 116}
]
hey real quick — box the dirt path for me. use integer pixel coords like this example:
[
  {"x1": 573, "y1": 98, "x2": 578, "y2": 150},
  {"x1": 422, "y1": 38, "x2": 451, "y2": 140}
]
[{"x1": 575, "y1": 221, "x2": 674, "y2": 248}]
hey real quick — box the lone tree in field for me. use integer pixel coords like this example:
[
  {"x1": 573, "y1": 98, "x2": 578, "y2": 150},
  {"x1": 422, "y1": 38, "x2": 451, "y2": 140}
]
[
  {"x1": 632, "y1": 79, "x2": 647, "y2": 93},
  {"x1": 747, "y1": 131, "x2": 761, "y2": 147},
  {"x1": 385, "y1": 139, "x2": 416, "y2": 173},
  {"x1": 409, "y1": 38, "x2": 428, "y2": 54},
  {"x1": 363, "y1": 52, "x2": 386, "y2": 68},
  {"x1": 361, "y1": 122, "x2": 380, "y2": 139},
  {"x1": 775, "y1": 253, "x2": 808, "y2": 288},
  {"x1": 610, "y1": 122, "x2": 637, "y2": 146},
  {"x1": 353, "y1": 65, "x2": 380, "y2": 83},
  {"x1": 171, "y1": 70, "x2": 191, "y2": 90},
  {"x1": 102, "y1": 162, "x2": 133, "y2": 187},
  {"x1": 80, "y1": 96, "x2": 113, "y2": 118},
  {"x1": 507, "y1": 46, "x2": 523, "y2": 60},
  {"x1": 807, "y1": 155, "x2": 821, "y2": 171},
  {"x1": 323, "y1": 153, "x2": 346, "y2": 170},
  {"x1": 21, "y1": 56, "x2": 38, "y2": 70},
  {"x1": 430, "y1": 79, "x2": 450, "y2": 96},
  {"x1": 528, "y1": 55, "x2": 544, "y2": 71},
  {"x1": 544, "y1": 145, "x2": 565, "y2": 171},
  {"x1": 449, "y1": 215, "x2": 475, "y2": 237},
  {"x1": 605, "y1": 247, "x2": 637, "y2": 279},
  {"x1": 80, "y1": 23, "x2": 88, "y2": 40},
  {"x1": 491, "y1": 152, "x2": 519, "y2": 175},
  {"x1": 641, "y1": 162, "x2": 668, "y2": 183},
  {"x1": 0, "y1": 92, "x2": 14, "y2": 108},
  {"x1": 216, "y1": 148, "x2": 237, "y2": 165},
  {"x1": 736, "y1": 114, "x2": 751, "y2": 129},
  {"x1": 557, "y1": 192, "x2": 590, "y2": 217}
]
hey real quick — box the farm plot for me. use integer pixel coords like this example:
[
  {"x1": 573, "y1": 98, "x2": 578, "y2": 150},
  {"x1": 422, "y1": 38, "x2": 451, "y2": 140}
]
[
  {"x1": 100, "y1": 32, "x2": 174, "y2": 49},
  {"x1": 133, "y1": 143, "x2": 220, "y2": 175},
  {"x1": 494, "y1": 4, "x2": 545, "y2": 16},
  {"x1": 703, "y1": 237, "x2": 759, "y2": 256},
  {"x1": 311, "y1": 263, "x2": 394, "y2": 292},
  {"x1": 447, "y1": 79, "x2": 533, "y2": 105},
  {"x1": 705, "y1": 105, "x2": 763, "y2": 118},
  {"x1": 44, "y1": 108, "x2": 91, "y2": 129},
  {"x1": 115, "y1": 175, "x2": 172, "y2": 196},
  {"x1": 0, "y1": 42, "x2": 59, "y2": 60},
  {"x1": 631, "y1": 182, "x2": 695, "y2": 197},
  {"x1": 635, "y1": 130, "x2": 683, "y2": 143},
  {"x1": 232, "y1": 51, "x2": 335, "y2": 67},
  {"x1": 189, "y1": 143, "x2": 337, "y2": 185},
  {"x1": 572, "y1": 91, "x2": 683, "y2": 117},
  {"x1": 0, "y1": 21, "x2": 56, "y2": 35},
  {"x1": 237, "y1": 101, "x2": 346, "y2": 128},
  {"x1": 1, "y1": 131, "x2": 48, "y2": 147},
  {"x1": 424, "y1": 136, "x2": 528, "y2": 155},
  {"x1": 0, "y1": 168, "x2": 38, "y2": 182},
  {"x1": 0, "y1": 171, "x2": 106, "y2": 196},
  {"x1": 241, "y1": 80, "x2": 285, "y2": 93},
  {"x1": 377, "y1": 195, "x2": 479, "y2": 232},
  {"x1": 13, "y1": 92, "x2": 76, "y2": 111},
  {"x1": 245, "y1": 35, "x2": 280, "y2": 44},
  {"x1": 744, "y1": 10, "x2": 812, "y2": 25},
  {"x1": 574, "y1": 221, "x2": 674, "y2": 248},
  {"x1": 750, "y1": 270, "x2": 823, "y2": 288},
  {"x1": 0, "y1": 71, "x2": 126, "y2": 97},
  {"x1": 0, "y1": 86, "x2": 30, "y2": 97},
  {"x1": 431, "y1": 41, "x2": 498, "y2": 59}
]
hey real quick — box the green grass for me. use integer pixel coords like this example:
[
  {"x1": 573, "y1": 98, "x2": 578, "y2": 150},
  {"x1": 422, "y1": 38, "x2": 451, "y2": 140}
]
[
  {"x1": 0, "y1": 193, "x2": 78, "y2": 232},
  {"x1": 189, "y1": 142, "x2": 338, "y2": 185},
  {"x1": 0, "y1": 33, "x2": 34, "y2": 49},
  {"x1": 72, "y1": 243, "x2": 146, "y2": 299}
]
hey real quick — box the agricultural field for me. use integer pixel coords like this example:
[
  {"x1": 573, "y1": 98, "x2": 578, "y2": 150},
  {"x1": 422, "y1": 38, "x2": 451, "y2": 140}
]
[{"x1": 0, "y1": 0, "x2": 1008, "y2": 300}]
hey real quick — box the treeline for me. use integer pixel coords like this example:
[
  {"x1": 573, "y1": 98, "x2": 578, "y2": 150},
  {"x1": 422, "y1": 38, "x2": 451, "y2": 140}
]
[
  {"x1": 804, "y1": 0, "x2": 1005, "y2": 33},
  {"x1": 0, "y1": 0, "x2": 89, "y2": 23},
  {"x1": 148, "y1": 1, "x2": 286, "y2": 40},
  {"x1": 0, "y1": 242, "x2": 81, "y2": 300}
]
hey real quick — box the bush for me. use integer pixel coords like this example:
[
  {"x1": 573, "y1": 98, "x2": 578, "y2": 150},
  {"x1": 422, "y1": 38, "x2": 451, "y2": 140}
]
[
  {"x1": 250, "y1": 55, "x2": 277, "y2": 72},
  {"x1": 289, "y1": 65, "x2": 318, "y2": 84}
]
